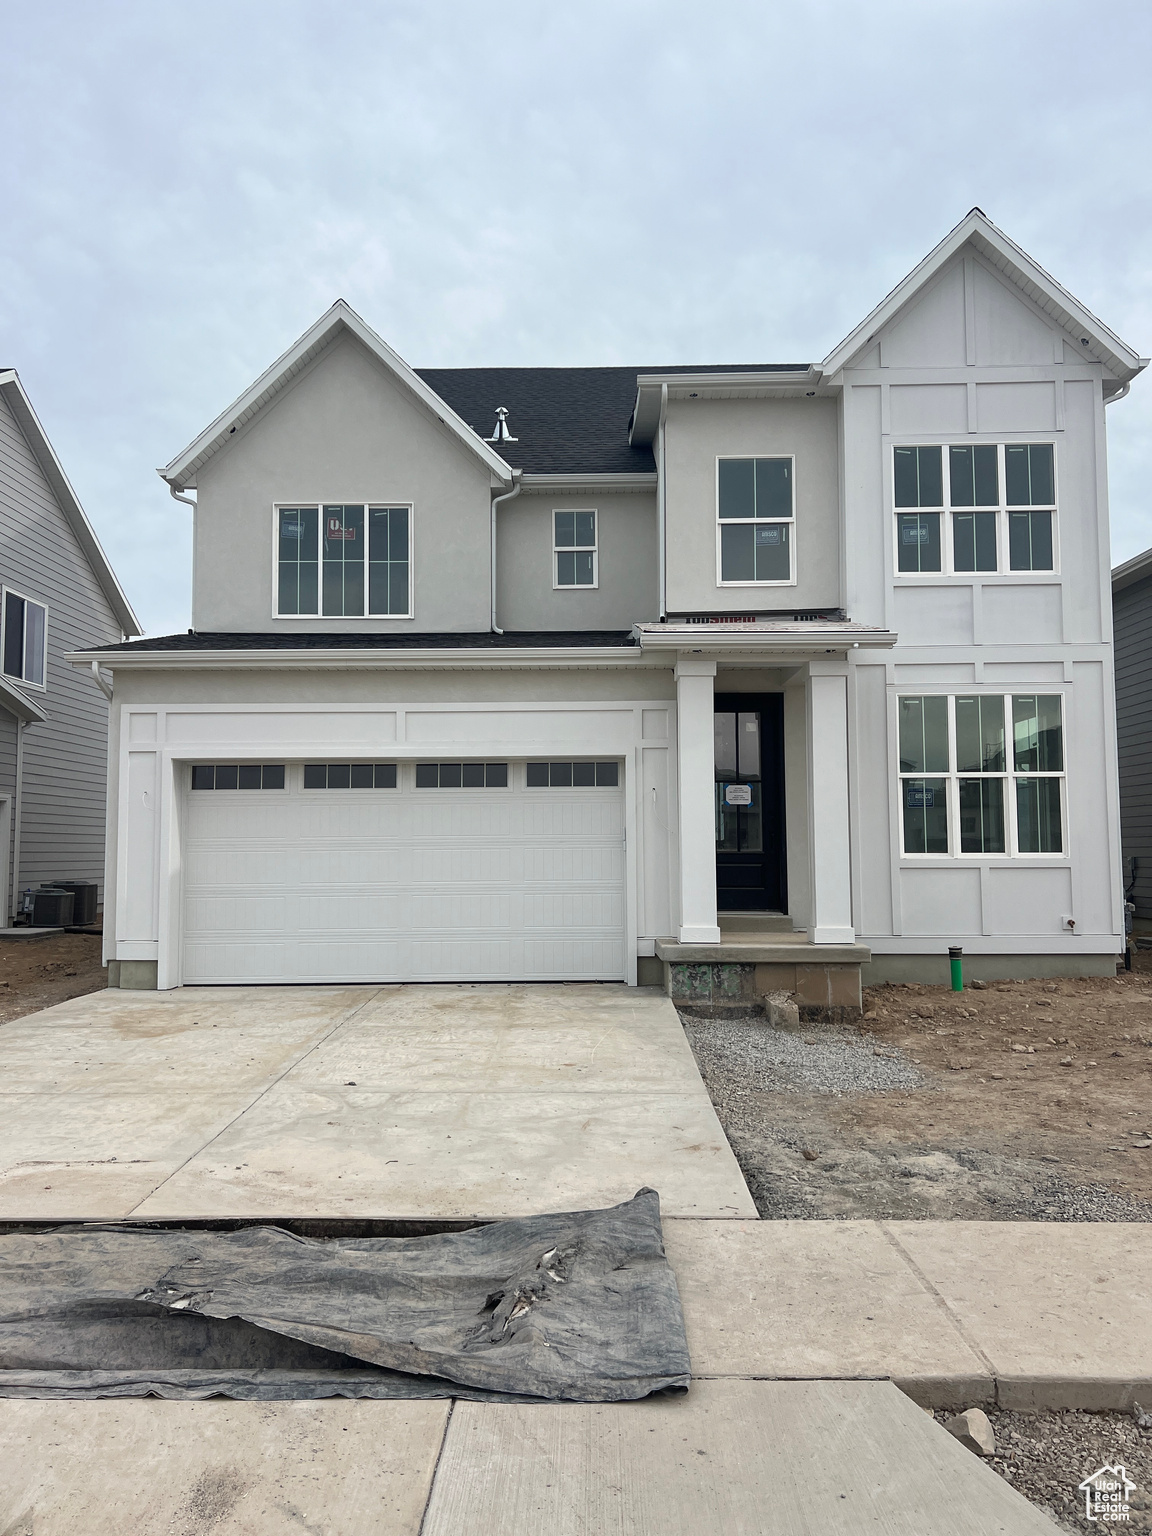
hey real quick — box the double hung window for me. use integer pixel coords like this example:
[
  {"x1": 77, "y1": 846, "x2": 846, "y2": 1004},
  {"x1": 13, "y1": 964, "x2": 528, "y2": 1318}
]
[
  {"x1": 718, "y1": 457, "x2": 794, "y2": 584},
  {"x1": 898, "y1": 694, "x2": 1065, "y2": 857},
  {"x1": 554, "y1": 510, "x2": 597, "y2": 587},
  {"x1": 2, "y1": 590, "x2": 47, "y2": 688},
  {"x1": 276, "y1": 504, "x2": 411, "y2": 617},
  {"x1": 893, "y1": 444, "x2": 1056, "y2": 575}
]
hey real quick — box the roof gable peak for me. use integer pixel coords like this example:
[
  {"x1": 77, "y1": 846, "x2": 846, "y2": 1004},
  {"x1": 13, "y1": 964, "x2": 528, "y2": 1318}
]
[
  {"x1": 821, "y1": 209, "x2": 1147, "y2": 384},
  {"x1": 159, "y1": 300, "x2": 514, "y2": 492}
]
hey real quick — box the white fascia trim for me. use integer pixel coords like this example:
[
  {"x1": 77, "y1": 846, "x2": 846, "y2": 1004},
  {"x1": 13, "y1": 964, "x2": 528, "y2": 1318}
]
[
  {"x1": 635, "y1": 624, "x2": 897, "y2": 654},
  {"x1": 157, "y1": 301, "x2": 515, "y2": 491},
  {"x1": 0, "y1": 373, "x2": 142, "y2": 637},
  {"x1": 66, "y1": 646, "x2": 657, "y2": 672},
  {"x1": 821, "y1": 209, "x2": 1148, "y2": 382},
  {"x1": 1112, "y1": 545, "x2": 1152, "y2": 593},
  {"x1": 629, "y1": 372, "x2": 821, "y2": 445},
  {"x1": 519, "y1": 473, "x2": 658, "y2": 493},
  {"x1": 0, "y1": 671, "x2": 48, "y2": 722}
]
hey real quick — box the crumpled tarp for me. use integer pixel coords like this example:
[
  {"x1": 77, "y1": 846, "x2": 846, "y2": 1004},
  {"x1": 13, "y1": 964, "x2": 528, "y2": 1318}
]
[{"x1": 0, "y1": 1188, "x2": 690, "y2": 1401}]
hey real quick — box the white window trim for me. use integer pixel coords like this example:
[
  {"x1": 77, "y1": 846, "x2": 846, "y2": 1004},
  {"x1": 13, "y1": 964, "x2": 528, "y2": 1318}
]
[
  {"x1": 552, "y1": 508, "x2": 599, "y2": 590},
  {"x1": 1, "y1": 587, "x2": 48, "y2": 692},
  {"x1": 896, "y1": 691, "x2": 1067, "y2": 861},
  {"x1": 271, "y1": 502, "x2": 415, "y2": 620},
  {"x1": 714, "y1": 454, "x2": 797, "y2": 588},
  {"x1": 891, "y1": 441, "x2": 1060, "y2": 581}
]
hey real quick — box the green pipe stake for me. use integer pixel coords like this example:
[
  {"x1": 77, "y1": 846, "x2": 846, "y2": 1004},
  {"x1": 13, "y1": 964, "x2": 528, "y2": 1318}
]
[{"x1": 949, "y1": 946, "x2": 963, "y2": 992}]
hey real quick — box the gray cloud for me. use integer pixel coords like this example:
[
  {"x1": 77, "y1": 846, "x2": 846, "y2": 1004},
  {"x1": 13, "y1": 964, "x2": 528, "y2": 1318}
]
[{"x1": 2, "y1": 0, "x2": 1149, "y2": 632}]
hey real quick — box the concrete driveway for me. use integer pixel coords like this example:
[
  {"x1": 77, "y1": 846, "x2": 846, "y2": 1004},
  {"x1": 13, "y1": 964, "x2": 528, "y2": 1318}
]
[{"x1": 0, "y1": 982, "x2": 756, "y2": 1219}]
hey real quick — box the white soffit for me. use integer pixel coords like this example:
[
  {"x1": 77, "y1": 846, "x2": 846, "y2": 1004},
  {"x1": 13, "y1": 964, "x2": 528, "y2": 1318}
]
[
  {"x1": 0, "y1": 372, "x2": 141, "y2": 638},
  {"x1": 821, "y1": 208, "x2": 1149, "y2": 384},
  {"x1": 158, "y1": 300, "x2": 515, "y2": 491}
]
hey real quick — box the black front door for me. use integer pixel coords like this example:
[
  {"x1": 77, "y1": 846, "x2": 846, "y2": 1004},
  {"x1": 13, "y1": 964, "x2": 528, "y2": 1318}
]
[{"x1": 714, "y1": 693, "x2": 786, "y2": 912}]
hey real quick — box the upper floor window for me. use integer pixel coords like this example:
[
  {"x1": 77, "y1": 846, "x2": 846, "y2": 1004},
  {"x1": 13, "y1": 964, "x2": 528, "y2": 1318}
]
[
  {"x1": 554, "y1": 510, "x2": 597, "y2": 587},
  {"x1": 276, "y1": 504, "x2": 411, "y2": 618},
  {"x1": 898, "y1": 692, "x2": 1064, "y2": 857},
  {"x1": 2, "y1": 590, "x2": 46, "y2": 688},
  {"x1": 717, "y1": 457, "x2": 794, "y2": 585},
  {"x1": 893, "y1": 444, "x2": 1056, "y2": 577}
]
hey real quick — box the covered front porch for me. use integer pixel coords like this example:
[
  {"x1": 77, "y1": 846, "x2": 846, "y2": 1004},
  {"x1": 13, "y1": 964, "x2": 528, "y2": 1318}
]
[{"x1": 635, "y1": 618, "x2": 897, "y2": 1017}]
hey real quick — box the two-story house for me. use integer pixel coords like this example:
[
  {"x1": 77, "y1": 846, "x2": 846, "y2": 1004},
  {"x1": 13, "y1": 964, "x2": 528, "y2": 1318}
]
[
  {"x1": 77, "y1": 211, "x2": 1145, "y2": 1007},
  {"x1": 1, "y1": 370, "x2": 140, "y2": 920}
]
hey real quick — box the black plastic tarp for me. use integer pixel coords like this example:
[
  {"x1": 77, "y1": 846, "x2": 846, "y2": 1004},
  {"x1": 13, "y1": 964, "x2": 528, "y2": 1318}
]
[{"x1": 0, "y1": 1189, "x2": 690, "y2": 1401}]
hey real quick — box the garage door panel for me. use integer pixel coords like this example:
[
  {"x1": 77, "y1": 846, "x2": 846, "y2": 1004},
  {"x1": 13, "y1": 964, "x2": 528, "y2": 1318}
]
[{"x1": 182, "y1": 771, "x2": 626, "y2": 983}]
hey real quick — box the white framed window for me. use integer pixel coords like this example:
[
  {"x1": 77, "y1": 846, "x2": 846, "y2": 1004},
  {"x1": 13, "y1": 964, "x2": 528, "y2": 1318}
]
[
  {"x1": 893, "y1": 443, "x2": 1058, "y2": 577},
  {"x1": 2, "y1": 589, "x2": 47, "y2": 689},
  {"x1": 716, "y1": 456, "x2": 795, "y2": 585},
  {"x1": 274, "y1": 503, "x2": 412, "y2": 617},
  {"x1": 553, "y1": 509, "x2": 597, "y2": 587},
  {"x1": 897, "y1": 693, "x2": 1065, "y2": 858}
]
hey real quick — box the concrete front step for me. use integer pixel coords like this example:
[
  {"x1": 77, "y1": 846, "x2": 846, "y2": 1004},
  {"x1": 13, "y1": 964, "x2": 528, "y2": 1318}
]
[{"x1": 655, "y1": 936, "x2": 870, "y2": 1016}]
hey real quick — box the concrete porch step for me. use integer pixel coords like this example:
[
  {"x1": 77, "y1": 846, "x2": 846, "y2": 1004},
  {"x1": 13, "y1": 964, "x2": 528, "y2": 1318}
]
[
  {"x1": 655, "y1": 936, "x2": 871, "y2": 965},
  {"x1": 718, "y1": 911, "x2": 795, "y2": 934}
]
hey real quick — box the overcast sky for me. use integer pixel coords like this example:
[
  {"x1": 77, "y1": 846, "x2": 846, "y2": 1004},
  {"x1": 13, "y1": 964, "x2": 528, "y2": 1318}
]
[{"x1": 2, "y1": 1, "x2": 1150, "y2": 636}]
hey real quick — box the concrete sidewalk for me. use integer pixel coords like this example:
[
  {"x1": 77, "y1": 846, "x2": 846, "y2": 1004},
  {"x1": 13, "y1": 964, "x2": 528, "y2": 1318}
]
[
  {"x1": 0, "y1": 1383, "x2": 1065, "y2": 1535},
  {"x1": 0, "y1": 983, "x2": 754, "y2": 1218},
  {"x1": 667, "y1": 1217, "x2": 1152, "y2": 1411}
]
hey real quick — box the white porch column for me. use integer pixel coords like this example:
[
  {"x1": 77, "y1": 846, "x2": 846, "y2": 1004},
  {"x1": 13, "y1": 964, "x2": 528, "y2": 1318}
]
[
  {"x1": 675, "y1": 655, "x2": 720, "y2": 943},
  {"x1": 806, "y1": 657, "x2": 855, "y2": 944}
]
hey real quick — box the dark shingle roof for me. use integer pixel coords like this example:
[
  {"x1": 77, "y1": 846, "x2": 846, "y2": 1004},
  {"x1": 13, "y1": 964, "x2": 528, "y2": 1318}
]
[
  {"x1": 85, "y1": 631, "x2": 638, "y2": 653},
  {"x1": 416, "y1": 365, "x2": 808, "y2": 476}
]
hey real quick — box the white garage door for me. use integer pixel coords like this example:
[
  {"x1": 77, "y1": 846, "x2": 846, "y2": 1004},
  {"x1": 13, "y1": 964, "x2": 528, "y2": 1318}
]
[{"x1": 181, "y1": 758, "x2": 626, "y2": 983}]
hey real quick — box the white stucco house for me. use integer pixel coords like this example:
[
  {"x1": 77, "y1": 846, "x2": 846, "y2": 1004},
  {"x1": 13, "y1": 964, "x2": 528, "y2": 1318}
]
[{"x1": 75, "y1": 210, "x2": 1146, "y2": 1010}]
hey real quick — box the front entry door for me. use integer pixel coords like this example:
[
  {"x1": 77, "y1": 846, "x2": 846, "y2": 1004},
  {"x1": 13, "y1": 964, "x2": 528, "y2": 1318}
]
[{"x1": 714, "y1": 693, "x2": 786, "y2": 912}]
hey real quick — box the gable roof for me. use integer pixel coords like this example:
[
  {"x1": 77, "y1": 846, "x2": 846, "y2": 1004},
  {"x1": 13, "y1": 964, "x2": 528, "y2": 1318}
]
[
  {"x1": 159, "y1": 300, "x2": 517, "y2": 492},
  {"x1": 821, "y1": 208, "x2": 1148, "y2": 387},
  {"x1": 0, "y1": 371, "x2": 141, "y2": 638}
]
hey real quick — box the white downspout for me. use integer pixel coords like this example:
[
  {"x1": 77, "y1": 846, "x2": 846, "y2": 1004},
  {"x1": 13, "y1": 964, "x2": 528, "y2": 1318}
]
[
  {"x1": 490, "y1": 471, "x2": 522, "y2": 635},
  {"x1": 11, "y1": 719, "x2": 26, "y2": 922},
  {"x1": 657, "y1": 383, "x2": 668, "y2": 620},
  {"x1": 167, "y1": 481, "x2": 198, "y2": 631},
  {"x1": 91, "y1": 661, "x2": 113, "y2": 701}
]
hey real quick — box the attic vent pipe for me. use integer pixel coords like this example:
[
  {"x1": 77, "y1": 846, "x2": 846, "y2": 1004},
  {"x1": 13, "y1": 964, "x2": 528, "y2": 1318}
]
[{"x1": 486, "y1": 406, "x2": 518, "y2": 443}]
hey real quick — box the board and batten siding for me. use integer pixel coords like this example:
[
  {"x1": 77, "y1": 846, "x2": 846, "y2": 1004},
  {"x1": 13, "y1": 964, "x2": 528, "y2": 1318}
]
[
  {"x1": 1114, "y1": 572, "x2": 1152, "y2": 919},
  {"x1": 0, "y1": 393, "x2": 124, "y2": 911}
]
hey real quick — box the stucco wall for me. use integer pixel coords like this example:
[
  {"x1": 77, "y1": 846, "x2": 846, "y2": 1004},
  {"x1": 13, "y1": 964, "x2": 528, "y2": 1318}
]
[
  {"x1": 663, "y1": 395, "x2": 841, "y2": 615},
  {"x1": 496, "y1": 490, "x2": 658, "y2": 630},
  {"x1": 191, "y1": 334, "x2": 497, "y2": 634}
]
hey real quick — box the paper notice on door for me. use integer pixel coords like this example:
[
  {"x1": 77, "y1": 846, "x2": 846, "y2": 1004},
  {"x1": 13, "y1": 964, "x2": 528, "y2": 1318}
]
[{"x1": 724, "y1": 784, "x2": 752, "y2": 806}]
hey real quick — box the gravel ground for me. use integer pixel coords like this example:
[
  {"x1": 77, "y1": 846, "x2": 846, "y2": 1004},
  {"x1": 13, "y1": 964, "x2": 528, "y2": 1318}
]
[
  {"x1": 682, "y1": 1009, "x2": 1152, "y2": 1221},
  {"x1": 933, "y1": 1406, "x2": 1152, "y2": 1532}
]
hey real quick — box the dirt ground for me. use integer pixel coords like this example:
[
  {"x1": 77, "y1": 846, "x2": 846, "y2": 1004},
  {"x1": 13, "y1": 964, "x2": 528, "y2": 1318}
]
[
  {"x1": 684, "y1": 949, "x2": 1152, "y2": 1221},
  {"x1": 934, "y1": 1407, "x2": 1152, "y2": 1533},
  {"x1": 0, "y1": 934, "x2": 107, "y2": 1025}
]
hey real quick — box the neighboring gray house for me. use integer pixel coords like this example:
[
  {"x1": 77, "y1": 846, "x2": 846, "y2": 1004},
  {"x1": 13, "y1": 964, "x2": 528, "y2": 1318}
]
[
  {"x1": 0, "y1": 371, "x2": 141, "y2": 920},
  {"x1": 78, "y1": 210, "x2": 1146, "y2": 1002},
  {"x1": 1112, "y1": 545, "x2": 1152, "y2": 925}
]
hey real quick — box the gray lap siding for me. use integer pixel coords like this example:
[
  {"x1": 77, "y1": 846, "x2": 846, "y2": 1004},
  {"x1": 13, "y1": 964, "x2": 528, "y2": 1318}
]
[{"x1": 0, "y1": 396, "x2": 122, "y2": 910}]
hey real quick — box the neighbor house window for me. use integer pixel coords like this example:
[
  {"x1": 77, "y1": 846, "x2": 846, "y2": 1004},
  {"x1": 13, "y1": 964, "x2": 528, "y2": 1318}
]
[
  {"x1": 718, "y1": 457, "x2": 793, "y2": 584},
  {"x1": 554, "y1": 510, "x2": 597, "y2": 587},
  {"x1": 276, "y1": 504, "x2": 411, "y2": 617},
  {"x1": 2, "y1": 591, "x2": 47, "y2": 688},
  {"x1": 191, "y1": 764, "x2": 286, "y2": 790},
  {"x1": 898, "y1": 694, "x2": 1064, "y2": 856},
  {"x1": 893, "y1": 444, "x2": 1056, "y2": 576}
]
